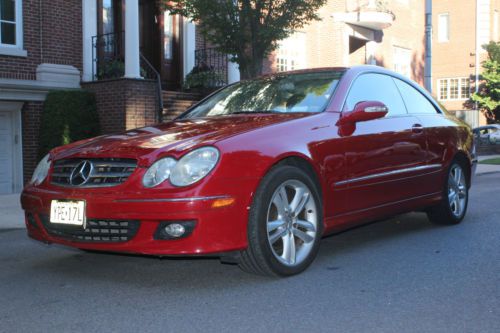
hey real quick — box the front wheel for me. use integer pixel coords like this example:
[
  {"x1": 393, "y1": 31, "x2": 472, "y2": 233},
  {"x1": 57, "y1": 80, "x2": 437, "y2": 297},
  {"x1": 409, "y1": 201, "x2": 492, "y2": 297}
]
[
  {"x1": 239, "y1": 165, "x2": 323, "y2": 276},
  {"x1": 427, "y1": 161, "x2": 469, "y2": 225}
]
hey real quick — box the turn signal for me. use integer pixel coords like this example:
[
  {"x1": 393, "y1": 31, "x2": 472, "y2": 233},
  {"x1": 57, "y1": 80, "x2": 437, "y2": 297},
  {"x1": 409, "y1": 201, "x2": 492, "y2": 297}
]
[{"x1": 211, "y1": 197, "x2": 235, "y2": 208}]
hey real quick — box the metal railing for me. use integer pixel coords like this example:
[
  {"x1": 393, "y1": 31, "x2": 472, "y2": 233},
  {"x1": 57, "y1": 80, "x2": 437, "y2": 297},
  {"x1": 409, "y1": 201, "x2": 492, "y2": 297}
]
[
  {"x1": 140, "y1": 53, "x2": 164, "y2": 123},
  {"x1": 193, "y1": 48, "x2": 228, "y2": 87},
  {"x1": 92, "y1": 32, "x2": 125, "y2": 80}
]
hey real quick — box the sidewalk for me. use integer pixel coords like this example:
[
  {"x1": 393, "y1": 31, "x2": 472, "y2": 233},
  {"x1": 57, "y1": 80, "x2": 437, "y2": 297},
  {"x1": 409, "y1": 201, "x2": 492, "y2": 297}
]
[
  {"x1": 476, "y1": 154, "x2": 500, "y2": 175},
  {"x1": 0, "y1": 194, "x2": 24, "y2": 230}
]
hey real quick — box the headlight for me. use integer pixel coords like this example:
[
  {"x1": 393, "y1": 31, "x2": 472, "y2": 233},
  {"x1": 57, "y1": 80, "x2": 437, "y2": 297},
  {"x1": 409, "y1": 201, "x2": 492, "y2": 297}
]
[
  {"x1": 30, "y1": 154, "x2": 51, "y2": 186},
  {"x1": 170, "y1": 147, "x2": 219, "y2": 187},
  {"x1": 142, "y1": 157, "x2": 177, "y2": 188}
]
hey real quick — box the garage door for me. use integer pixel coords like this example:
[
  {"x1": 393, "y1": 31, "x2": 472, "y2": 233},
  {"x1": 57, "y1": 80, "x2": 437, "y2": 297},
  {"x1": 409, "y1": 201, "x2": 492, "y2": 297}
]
[{"x1": 0, "y1": 111, "x2": 14, "y2": 194}]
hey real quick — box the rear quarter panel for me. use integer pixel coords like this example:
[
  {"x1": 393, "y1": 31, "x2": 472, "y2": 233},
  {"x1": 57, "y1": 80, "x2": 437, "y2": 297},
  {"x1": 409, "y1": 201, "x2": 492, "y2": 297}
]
[{"x1": 417, "y1": 113, "x2": 475, "y2": 190}]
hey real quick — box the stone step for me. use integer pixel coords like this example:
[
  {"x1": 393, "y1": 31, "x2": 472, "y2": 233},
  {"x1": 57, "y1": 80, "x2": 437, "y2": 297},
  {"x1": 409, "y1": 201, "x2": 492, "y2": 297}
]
[
  {"x1": 162, "y1": 91, "x2": 202, "y2": 101},
  {"x1": 161, "y1": 90, "x2": 202, "y2": 122},
  {"x1": 163, "y1": 100, "x2": 197, "y2": 106}
]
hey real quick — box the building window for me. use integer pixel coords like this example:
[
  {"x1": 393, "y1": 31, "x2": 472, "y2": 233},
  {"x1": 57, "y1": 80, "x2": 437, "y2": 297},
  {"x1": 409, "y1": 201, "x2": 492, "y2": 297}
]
[
  {"x1": 460, "y1": 79, "x2": 470, "y2": 99},
  {"x1": 393, "y1": 46, "x2": 411, "y2": 78},
  {"x1": 0, "y1": 0, "x2": 24, "y2": 56},
  {"x1": 163, "y1": 11, "x2": 174, "y2": 60},
  {"x1": 102, "y1": 0, "x2": 114, "y2": 35},
  {"x1": 438, "y1": 78, "x2": 470, "y2": 100},
  {"x1": 438, "y1": 13, "x2": 450, "y2": 42},
  {"x1": 276, "y1": 32, "x2": 306, "y2": 72}
]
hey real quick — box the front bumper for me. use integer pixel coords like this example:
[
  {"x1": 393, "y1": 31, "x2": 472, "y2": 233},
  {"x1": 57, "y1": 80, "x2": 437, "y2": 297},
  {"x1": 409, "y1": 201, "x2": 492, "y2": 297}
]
[{"x1": 21, "y1": 180, "x2": 256, "y2": 255}]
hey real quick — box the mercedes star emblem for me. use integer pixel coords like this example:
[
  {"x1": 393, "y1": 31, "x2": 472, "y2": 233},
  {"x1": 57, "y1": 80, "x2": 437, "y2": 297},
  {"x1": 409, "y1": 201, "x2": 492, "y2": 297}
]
[{"x1": 69, "y1": 160, "x2": 93, "y2": 186}]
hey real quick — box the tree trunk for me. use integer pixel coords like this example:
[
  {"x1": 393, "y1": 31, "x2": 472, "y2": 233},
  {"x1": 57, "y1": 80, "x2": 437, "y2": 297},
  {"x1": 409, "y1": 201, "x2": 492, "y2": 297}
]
[{"x1": 238, "y1": 54, "x2": 264, "y2": 80}]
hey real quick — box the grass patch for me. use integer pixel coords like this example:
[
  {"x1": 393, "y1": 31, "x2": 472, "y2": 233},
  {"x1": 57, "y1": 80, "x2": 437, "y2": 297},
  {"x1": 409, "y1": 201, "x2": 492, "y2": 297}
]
[{"x1": 479, "y1": 158, "x2": 500, "y2": 165}]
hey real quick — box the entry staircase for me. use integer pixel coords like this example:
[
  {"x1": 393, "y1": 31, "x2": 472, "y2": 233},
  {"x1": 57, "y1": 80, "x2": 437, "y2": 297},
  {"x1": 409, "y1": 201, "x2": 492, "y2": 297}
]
[{"x1": 161, "y1": 91, "x2": 202, "y2": 122}]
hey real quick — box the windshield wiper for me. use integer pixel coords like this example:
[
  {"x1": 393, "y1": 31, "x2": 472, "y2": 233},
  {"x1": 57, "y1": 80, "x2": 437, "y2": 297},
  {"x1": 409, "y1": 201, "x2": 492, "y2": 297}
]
[{"x1": 231, "y1": 110, "x2": 282, "y2": 115}]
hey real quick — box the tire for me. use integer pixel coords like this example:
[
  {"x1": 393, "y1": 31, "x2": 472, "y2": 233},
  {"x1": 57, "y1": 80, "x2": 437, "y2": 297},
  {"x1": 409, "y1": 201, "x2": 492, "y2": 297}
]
[
  {"x1": 427, "y1": 160, "x2": 469, "y2": 225},
  {"x1": 239, "y1": 165, "x2": 323, "y2": 277}
]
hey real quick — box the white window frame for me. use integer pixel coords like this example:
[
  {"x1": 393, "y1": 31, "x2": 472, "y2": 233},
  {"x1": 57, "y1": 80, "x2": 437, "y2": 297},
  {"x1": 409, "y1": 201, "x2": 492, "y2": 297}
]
[
  {"x1": 276, "y1": 32, "x2": 306, "y2": 72},
  {"x1": 0, "y1": 0, "x2": 26, "y2": 57},
  {"x1": 438, "y1": 13, "x2": 450, "y2": 43},
  {"x1": 438, "y1": 78, "x2": 470, "y2": 101}
]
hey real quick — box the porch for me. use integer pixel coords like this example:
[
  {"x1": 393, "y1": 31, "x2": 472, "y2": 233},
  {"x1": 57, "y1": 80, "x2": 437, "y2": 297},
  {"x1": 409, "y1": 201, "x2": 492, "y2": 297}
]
[{"x1": 80, "y1": 0, "x2": 239, "y2": 128}]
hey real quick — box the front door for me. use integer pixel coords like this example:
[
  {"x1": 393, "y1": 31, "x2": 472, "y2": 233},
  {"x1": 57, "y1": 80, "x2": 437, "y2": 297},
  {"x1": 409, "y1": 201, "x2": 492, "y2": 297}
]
[
  {"x1": 0, "y1": 111, "x2": 14, "y2": 194},
  {"x1": 139, "y1": 0, "x2": 161, "y2": 73},
  {"x1": 161, "y1": 10, "x2": 183, "y2": 89}
]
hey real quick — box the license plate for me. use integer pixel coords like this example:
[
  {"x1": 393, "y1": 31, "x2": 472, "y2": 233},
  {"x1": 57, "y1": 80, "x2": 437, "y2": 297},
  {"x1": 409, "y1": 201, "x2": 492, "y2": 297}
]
[{"x1": 50, "y1": 200, "x2": 86, "y2": 227}]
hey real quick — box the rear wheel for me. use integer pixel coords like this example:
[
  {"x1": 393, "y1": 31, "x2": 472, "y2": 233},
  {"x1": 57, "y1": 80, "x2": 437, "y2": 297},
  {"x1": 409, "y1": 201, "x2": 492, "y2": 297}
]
[
  {"x1": 427, "y1": 161, "x2": 469, "y2": 225},
  {"x1": 239, "y1": 165, "x2": 323, "y2": 276}
]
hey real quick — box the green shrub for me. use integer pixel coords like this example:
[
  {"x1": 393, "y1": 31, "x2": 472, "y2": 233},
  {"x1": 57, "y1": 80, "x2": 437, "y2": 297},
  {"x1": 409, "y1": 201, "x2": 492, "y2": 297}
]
[
  {"x1": 38, "y1": 90, "x2": 100, "y2": 158},
  {"x1": 183, "y1": 66, "x2": 225, "y2": 94}
]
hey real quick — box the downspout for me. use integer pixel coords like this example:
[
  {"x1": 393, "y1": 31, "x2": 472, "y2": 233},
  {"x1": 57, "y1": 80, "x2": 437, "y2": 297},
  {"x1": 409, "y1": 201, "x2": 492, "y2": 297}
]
[
  {"x1": 40, "y1": 0, "x2": 43, "y2": 63},
  {"x1": 424, "y1": 0, "x2": 432, "y2": 92}
]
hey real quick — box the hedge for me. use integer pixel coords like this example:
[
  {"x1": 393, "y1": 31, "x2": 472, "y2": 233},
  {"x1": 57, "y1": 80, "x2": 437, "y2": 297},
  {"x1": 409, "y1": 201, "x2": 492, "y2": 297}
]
[{"x1": 38, "y1": 90, "x2": 100, "y2": 159}]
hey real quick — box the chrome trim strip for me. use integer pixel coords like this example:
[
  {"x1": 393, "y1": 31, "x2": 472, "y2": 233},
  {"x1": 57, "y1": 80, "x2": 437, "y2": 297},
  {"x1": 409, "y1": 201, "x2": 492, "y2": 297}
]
[
  {"x1": 335, "y1": 164, "x2": 442, "y2": 186},
  {"x1": 114, "y1": 195, "x2": 231, "y2": 203}
]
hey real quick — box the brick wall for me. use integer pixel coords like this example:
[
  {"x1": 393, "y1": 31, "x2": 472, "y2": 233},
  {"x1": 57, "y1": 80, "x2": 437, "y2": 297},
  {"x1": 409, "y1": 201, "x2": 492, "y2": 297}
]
[
  {"x1": 21, "y1": 101, "x2": 44, "y2": 183},
  {"x1": 0, "y1": 0, "x2": 82, "y2": 80},
  {"x1": 82, "y1": 79, "x2": 159, "y2": 135},
  {"x1": 266, "y1": 1, "x2": 425, "y2": 85}
]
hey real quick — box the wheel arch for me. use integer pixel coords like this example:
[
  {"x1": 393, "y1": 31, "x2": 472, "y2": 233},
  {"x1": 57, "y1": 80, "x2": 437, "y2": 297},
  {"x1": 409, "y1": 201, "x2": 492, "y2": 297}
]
[{"x1": 452, "y1": 150, "x2": 472, "y2": 188}]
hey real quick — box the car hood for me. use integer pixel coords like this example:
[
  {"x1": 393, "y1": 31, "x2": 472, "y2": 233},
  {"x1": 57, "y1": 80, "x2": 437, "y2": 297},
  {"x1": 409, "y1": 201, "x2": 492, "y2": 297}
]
[{"x1": 50, "y1": 114, "x2": 309, "y2": 165}]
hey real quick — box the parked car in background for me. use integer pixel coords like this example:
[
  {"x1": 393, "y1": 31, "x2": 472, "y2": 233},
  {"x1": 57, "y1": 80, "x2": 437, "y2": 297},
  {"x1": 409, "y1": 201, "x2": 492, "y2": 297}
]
[
  {"x1": 473, "y1": 124, "x2": 500, "y2": 145},
  {"x1": 21, "y1": 66, "x2": 476, "y2": 277}
]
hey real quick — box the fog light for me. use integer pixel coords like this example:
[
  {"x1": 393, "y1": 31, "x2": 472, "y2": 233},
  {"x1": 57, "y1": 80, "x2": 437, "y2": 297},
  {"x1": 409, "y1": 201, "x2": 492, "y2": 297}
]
[
  {"x1": 165, "y1": 223, "x2": 185, "y2": 238},
  {"x1": 154, "y1": 221, "x2": 196, "y2": 240}
]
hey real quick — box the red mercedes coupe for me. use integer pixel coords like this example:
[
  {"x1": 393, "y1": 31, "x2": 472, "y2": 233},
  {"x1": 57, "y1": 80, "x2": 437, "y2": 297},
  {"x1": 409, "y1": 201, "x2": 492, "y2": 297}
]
[{"x1": 21, "y1": 66, "x2": 476, "y2": 276}]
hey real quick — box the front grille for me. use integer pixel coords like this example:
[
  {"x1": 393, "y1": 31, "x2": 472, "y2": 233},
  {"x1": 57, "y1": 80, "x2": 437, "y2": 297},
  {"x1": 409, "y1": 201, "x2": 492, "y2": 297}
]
[
  {"x1": 40, "y1": 215, "x2": 140, "y2": 243},
  {"x1": 50, "y1": 158, "x2": 137, "y2": 188}
]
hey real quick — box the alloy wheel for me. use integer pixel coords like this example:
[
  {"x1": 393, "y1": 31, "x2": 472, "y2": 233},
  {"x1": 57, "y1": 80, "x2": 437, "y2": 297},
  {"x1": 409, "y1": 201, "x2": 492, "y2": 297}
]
[
  {"x1": 448, "y1": 164, "x2": 467, "y2": 217},
  {"x1": 266, "y1": 180, "x2": 318, "y2": 267}
]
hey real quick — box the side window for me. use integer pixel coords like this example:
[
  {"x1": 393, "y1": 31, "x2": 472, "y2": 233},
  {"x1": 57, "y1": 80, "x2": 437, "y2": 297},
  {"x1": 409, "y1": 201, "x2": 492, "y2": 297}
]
[
  {"x1": 394, "y1": 78, "x2": 439, "y2": 114},
  {"x1": 345, "y1": 73, "x2": 407, "y2": 117}
]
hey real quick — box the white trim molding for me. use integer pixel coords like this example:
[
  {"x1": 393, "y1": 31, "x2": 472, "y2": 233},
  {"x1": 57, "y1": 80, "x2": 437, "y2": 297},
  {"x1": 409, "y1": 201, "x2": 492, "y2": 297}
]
[
  {"x1": 0, "y1": 74, "x2": 81, "y2": 101},
  {"x1": 0, "y1": 0, "x2": 27, "y2": 57},
  {"x1": 124, "y1": 0, "x2": 141, "y2": 79},
  {"x1": 183, "y1": 19, "x2": 196, "y2": 79},
  {"x1": 82, "y1": 0, "x2": 98, "y2": 82}
]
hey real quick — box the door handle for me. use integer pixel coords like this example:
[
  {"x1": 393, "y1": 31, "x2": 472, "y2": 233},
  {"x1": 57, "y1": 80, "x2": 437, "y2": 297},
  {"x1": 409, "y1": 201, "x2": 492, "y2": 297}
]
[{"x1": 412, "y1": 124, "x2": 424, "y2": 134}]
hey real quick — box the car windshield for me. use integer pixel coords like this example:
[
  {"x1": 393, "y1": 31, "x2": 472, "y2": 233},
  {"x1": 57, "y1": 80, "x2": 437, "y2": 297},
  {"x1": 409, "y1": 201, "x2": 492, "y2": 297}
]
[{"x1": 180, "y1": 71, "x2": 344, "y2": 119}]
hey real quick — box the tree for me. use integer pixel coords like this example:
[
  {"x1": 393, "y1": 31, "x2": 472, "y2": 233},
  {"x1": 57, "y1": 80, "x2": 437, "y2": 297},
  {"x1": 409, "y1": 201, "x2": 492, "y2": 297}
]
[
  {"x1": 163, "y1": 0, "x2": 327, "y2": 79},
  {"x1": 470, "y1": 42, "x2": 500, "y2": 123}
]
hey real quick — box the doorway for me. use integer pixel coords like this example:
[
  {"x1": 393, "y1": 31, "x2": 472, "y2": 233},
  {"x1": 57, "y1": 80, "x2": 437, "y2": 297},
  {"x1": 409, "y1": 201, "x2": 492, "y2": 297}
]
[{"x1": 0, "y1": 103, "x2": 23, "y2": 194}]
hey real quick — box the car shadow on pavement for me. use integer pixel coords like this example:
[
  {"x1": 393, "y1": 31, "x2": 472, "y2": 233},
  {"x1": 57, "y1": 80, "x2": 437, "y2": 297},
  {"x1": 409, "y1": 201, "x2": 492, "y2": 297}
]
[{"x1": 20, "y1": 212, "x2": 451, "y2": 287}]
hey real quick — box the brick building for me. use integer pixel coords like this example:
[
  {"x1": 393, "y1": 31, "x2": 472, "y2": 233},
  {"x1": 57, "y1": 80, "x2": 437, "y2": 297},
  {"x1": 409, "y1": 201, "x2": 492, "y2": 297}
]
[
  {"x1": 271, "y1": 0, "x2": 426, "y2": 85},
  {"x1": 0, "y1": 0, "x2": 82, "y2": 194},
  {"x1": 432, "y1": 0, "x2": 500, "y2": 127}
]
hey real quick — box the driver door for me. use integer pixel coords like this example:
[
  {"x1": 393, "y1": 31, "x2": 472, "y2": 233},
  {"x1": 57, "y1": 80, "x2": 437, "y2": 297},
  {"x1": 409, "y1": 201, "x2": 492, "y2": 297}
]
[{"x1": 339, "y1": 73, "x2": 428, "y2": 214}]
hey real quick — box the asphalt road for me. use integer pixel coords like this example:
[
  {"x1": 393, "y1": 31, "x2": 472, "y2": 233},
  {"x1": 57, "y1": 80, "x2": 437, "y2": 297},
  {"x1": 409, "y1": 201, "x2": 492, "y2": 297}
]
[{"x1": 1, "y1": 173, "x2": 499, "y2": 333}]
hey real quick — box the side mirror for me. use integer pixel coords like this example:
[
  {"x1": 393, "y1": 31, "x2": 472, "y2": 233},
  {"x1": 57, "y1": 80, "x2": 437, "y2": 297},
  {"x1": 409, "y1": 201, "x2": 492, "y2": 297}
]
[{"x1": 337, "y1": 101, "x2": 389, "y2": 126}]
